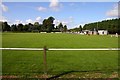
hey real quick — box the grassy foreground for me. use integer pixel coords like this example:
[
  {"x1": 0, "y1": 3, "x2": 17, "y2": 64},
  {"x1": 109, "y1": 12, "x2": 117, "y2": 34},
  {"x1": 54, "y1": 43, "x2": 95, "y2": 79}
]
[
  {"x1": 2, "y1": 33, "x2": 119, "y2": 78},
  {"x1": 2, "y1": 33, "x2": 118, "y2": 48}
]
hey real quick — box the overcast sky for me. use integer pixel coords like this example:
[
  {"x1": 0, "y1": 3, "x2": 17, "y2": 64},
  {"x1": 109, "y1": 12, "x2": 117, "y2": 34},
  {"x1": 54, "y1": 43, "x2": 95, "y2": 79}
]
[{"x1": 1, "y1": 0, "x2": 120, "y2": 29}]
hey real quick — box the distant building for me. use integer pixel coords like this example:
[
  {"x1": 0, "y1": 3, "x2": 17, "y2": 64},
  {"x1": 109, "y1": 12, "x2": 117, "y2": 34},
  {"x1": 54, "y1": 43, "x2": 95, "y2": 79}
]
[
  {"x1": 98, "y1": 30, "x2": 108, "y2": 35},
  {"x1": 83, "y1": 30, "x2": 108, "y2": 35},
  {"x1": 83, "y1": 30, "x2": 98, "y2": 35},
  {"x1": 83, "y1": 30, "x2": 90, "y2": 35}
]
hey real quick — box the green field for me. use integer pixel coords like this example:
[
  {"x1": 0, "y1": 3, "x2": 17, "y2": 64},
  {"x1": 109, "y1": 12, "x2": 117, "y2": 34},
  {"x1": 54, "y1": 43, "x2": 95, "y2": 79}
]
[
  {"x1": 2, "y1": 33, "x2": 119, "y2": 78},
  {"x1": 2, "y1": 33, "x2": 118, "y2": 48}
]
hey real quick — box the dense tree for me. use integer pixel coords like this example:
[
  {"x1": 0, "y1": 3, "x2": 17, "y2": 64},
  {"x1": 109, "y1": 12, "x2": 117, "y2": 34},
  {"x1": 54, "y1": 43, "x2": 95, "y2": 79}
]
[
  {"x1": 17, "y1": 23, "x2": 23, "y2": 32},
  {"x1": 47, "y1": 16, "x2": 55, "y2": 23},
  {"x1": 38, "y1": 24, "x2": 42, "y2": 32},
  {"x1": 46, "y1": 16, "x2": 55, "y2": 32},
  {"x1": 83, "y1": 18, "x2": 120, "y2": 34},
  {"x1": 2, "y1": 22, "x2": 11, "y2": 31},
  {"x1": 79, "y1": 25, "x2": 82, "y2": 32},
  {"x1": 2, "y1": 17, "x2": 119, "y2": 34},
  {"x1": 23, "y1": 24, "x2": 29, "y2": 32},
  {"x1": 63, "y1": 25, "x2": 67, "y2": 32},
  {"x1": 42, "y1": 16, "x2": 55, "y2": 32},
  {"x1": 41, "y1": 19, "x2": 47, "y2": 31},
  {"x1": 1, "y1": 16, "x2": 67, "y2": 33},
  {"x1": 57, "y1": 23, "x2": 64, "y2": 32},
  {"x1": 11, "y1": 24, "x2": 17, "y2": 32},
  {"x1": 0, "y1": 22, "x2": 3, "y2": 31},
  {"x1": 34, "y1": 22, "x2": 40, "y2": 30},
  {"x1": 28, "y1": 23, "x2": 34, "y2": 32}
]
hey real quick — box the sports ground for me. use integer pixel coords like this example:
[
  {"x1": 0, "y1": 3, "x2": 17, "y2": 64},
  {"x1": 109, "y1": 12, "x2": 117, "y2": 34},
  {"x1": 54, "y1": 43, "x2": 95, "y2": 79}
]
[{"x1": 1, "y1": 33, "x2": 119, "y2": 78}]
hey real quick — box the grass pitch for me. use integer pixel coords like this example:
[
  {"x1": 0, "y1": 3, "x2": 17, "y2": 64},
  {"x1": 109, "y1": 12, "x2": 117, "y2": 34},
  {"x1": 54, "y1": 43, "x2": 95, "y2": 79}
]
[
  {"x1": 2, "y1": 33, "x2": 119, "y2": 78},
  {"x1": 2, "y1": 33, "x2": 118, "y2": 48}
]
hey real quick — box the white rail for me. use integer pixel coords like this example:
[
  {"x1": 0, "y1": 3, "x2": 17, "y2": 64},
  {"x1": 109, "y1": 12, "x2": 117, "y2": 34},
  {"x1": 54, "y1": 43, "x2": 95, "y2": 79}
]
[
  {"x1": 49, "y1": 48, "x2": 120, "y2": 51},
  {"x1": 0, "y1": 48, "x2": 120, "y2": 51},
  {"x1": 0, "y1": 48, "x2": 43, "y2": 51}
]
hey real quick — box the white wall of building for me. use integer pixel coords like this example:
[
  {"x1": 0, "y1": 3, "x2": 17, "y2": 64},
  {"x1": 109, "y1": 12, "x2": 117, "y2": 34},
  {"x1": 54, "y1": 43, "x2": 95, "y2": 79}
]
[{"x1": 98, "y1": 30, "x2": 108, "y2": 35}]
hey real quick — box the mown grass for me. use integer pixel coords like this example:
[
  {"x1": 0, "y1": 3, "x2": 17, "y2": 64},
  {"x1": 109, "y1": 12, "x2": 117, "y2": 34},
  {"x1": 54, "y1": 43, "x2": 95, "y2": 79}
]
[
  {"x1": 2, "y1": 50, "x2": 118, "y2": 76},
  {"x1": 2, "y1": 33, "x2": 119, "y2": 78},
  {"x1": 2, "y1": 33, "x2": 118, "y2": 48}
]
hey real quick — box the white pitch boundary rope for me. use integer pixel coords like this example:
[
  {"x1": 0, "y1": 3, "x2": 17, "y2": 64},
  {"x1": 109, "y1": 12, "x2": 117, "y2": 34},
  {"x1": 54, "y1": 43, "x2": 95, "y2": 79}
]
[{"x1": 0, "y1": 48, "x2": 120, "y2": 51}]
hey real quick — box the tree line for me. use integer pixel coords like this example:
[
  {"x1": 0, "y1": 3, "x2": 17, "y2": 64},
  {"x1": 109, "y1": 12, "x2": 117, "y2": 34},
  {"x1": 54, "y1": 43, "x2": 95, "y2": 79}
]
[
  {"x1": 0, "y1": 16, "x2": 68, "y2": 33},
  {"x1": 83, "y1": 18, "x2": 120, "y2": 34},
  {"x1": 0, "y1": 17, "x2": 120, "y2": 34},
  {"x1": 69, "y1": 25, "x2": 82, "y2": 33}
]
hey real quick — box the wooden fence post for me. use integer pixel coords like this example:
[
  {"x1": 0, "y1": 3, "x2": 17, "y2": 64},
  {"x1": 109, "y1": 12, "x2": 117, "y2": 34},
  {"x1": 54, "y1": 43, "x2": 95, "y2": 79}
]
[{"x1": 43, "y1": 46, "x2": 47, "y2": 74}]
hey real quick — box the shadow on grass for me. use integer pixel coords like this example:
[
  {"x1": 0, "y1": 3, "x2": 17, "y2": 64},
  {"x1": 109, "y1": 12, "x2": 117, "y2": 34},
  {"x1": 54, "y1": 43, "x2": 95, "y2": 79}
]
[
  {"x1": 47, "y1": 69, "x2": 117, "y2": 80},
  {"x1": 47, "y1": 70, "x2": 90, "y2": 80},
  {"x1": 47, "y1": 71, "x2": 74, "y2": 80}
]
